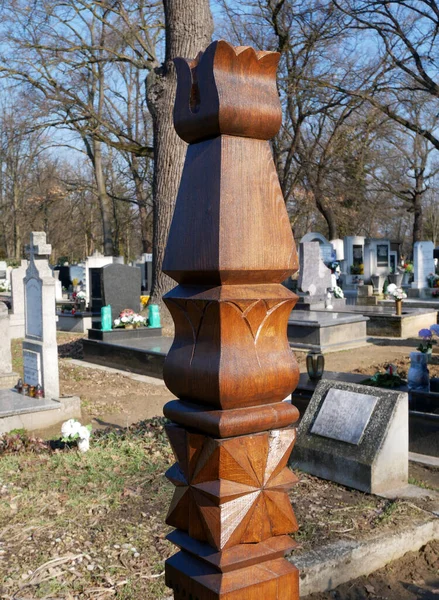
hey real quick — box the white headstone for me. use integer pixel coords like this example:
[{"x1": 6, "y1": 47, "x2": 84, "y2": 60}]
[
  {"x1": 412, "y1": 241, "x2": 435, "y2": 289},
  {"x1": 298, "y1": 242, "x2": 332, "y2": 296},
  {"x1": 23, "y1": 349, "x2": 42, "y2": 387},
  {"x1": 0, "y1": 302, "x2": 12, "y2": 376},
  {"x1": 9, "y1": 260, "x2": 28, "y2": 339},
  {"x1": 22, "y1": 232, "x2": 59, "y2": 399},
  {"x1": 25, "y1": 277, "x2": 43, "y2": 339},
  {"x1": 301, "y1": 232, "x2": 334, "y2": 265}
]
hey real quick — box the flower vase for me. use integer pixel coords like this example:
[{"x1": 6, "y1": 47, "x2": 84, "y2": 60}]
[
  {"x1": 408, "y1": 352, "x2": 430, "y2": 392},
  {"x1": 395, "y1": 299, "x2": 402, "y2": 316},
  {"x1": 125, "y1": 324, "x2": 134, "y2": 330},
  {"x1": 306, "y1": 352, "x2": 325, "y2": 381}
]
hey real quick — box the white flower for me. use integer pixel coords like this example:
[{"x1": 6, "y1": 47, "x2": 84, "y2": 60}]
[
  {"x1": 121, "y1": 316, "x2": 128, "y2": 323},
  {"x1": 114, "y1": 318, "x2": 121, "y2": 327},
  {"x1": 78, "y1": 438, "x2": 90, "y2": 453},
  {"x1": 78, "y1": 425, "x2": 91, "y2": 440},
  {"x1": 387, "y1": 283, "x2": 397, "y2": 294},
  {"x1": 61, "y1": 419, "x2": 81, "y2": 438}
]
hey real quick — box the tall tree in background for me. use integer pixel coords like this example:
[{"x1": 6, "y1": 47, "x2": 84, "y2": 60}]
[{"x1": 147, "y1": 0, "x2": 213, "y2": 308}]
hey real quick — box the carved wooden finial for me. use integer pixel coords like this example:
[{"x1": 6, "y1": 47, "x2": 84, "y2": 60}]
[
  {"x1": 173, "y1": 40, "x2": 282, "y2": 144},
  {"x1": 163, "y1": 39, "x2": 300, "y2": 600}
]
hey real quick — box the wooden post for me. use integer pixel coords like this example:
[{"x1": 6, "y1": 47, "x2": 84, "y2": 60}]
[{"x1": 163, "y1": 40, "x2": 300, "y2": 600}]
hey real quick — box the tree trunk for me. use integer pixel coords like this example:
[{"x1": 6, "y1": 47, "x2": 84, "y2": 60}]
[
  {"x1": 314, "y1": 188, "x2": 338, "y2": 240},
  {"x1": 412, "y1": 167, "x2": 425, "y2": 245},
  {"x1": 130, "y1": 154, "x2": 153, "y2": 253},
  {"x1": 93, "y1": 139, "x2": 114, "y2": 256},
  {"x1": 146, "y1": 0, "x2": 213, "y2": 318},
  {"x1": 13, "y1": 183, "x2": 21, "y2": 259}
]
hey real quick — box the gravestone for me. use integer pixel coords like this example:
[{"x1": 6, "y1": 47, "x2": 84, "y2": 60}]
[
  {"x1": 292, "y1": 380, "x2": 408, "y2": 494},
  {"x1": 0, "y1": 261, "x2": 6, "y2": 279},
  {"x1": 0, "y1": 302, "x2": 17, "y2": 389},
  {"x1": 300, "y1": 232, "x2": 334, "y2": 264},
  {"x1": 412, "y1": 241, "x2": 435, "y2": 290},
  {"x1": 55, "y1": 265, "x2": 72, "y2": 290},
  {"x1": 134, "y1": 253, "x2": 153, "y2": 292},
  {"x1": 298, "y1": 241, "x2": 332, "y2": 296},
  {"x1": 84, "y1": 251, "x2": 121, "y2": 307},
  {"x1": 22, "y1": 232, "x2": 59, "y2": 399},
  {"x1": 53, "y1": 269, "x2": 63, "y2": 301},
  {"x1": 9, "y1": 260, "x2": 28, "y2": 339},
  {"x1": 91, "y1": 263, "x2": 141, "y2": 323}
]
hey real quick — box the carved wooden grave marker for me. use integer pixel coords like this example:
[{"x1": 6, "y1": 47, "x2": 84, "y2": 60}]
[{"x1": 162, "y1": 40, "x2": 301, "y2": 600}]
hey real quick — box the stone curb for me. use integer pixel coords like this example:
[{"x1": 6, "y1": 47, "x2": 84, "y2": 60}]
[
  {"x1": 291, "y1": 518, "x2": 439, "y2": 597},
  {"x1": 67, "y1": 359, "x2": 167, "y2": 386},
  {"x1": 409, "y1": 451, "x2": 439, "y2": 468}
]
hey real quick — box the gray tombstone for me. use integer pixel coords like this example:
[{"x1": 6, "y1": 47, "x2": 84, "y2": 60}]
[
  {"x1": 292, "y1": 379, "x2": 408, "y2": 494},
  {"x1": 0, "y1": 302, "x2": 16, "y2": 389},
  {"x1": 22, "y1": 232, "x2": 59, "y2": 399},
  {"x1": 100, "y1": 263, "x2": 142, "y2": 322},
  {"x1": 9, "y1": 260, "x2": 28, "y2": 339},
  {"x1": 298, "y1": 242, "x2": 332, "y2": 297},
  {"x1": 412, "y1": 241, "x2": 435, "y2": 290}
]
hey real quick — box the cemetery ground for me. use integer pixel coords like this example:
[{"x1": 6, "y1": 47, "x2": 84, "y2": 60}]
[{"x1": 0, "y1": 333, "x2": 437, "y2": 599}]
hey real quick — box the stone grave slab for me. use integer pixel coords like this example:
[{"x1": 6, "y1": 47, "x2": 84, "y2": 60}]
[
  {"x1": 23, "y1": 349, "x2": 42, "y2": 387},
  {"x1": 310, "y1": 388, "x2": 378, "y2": 445},
  {"x1": 0, "y1": 389, "x2": 80, "y2": 434},
  {"x1": 292, "y1": 379, "x2": 408, "y2": 494}
]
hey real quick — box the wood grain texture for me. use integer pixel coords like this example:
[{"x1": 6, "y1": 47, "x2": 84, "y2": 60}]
[
  {"x1": 174, "y1": 40, "x2": 282, "y2": 144},
  {"x1": 163, "y1": 399, "x2": 299, "y2": 438},
  {"x1": 163, "y1": 39, "x2": 300, "y2": 599}
]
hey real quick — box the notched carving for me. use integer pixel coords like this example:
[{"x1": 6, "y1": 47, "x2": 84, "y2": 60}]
[{"x1": 165, "y1": 427, "x2": 299, "y2": 551}]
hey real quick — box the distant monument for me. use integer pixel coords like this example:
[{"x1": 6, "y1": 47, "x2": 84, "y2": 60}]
[
  {"x1": 22, "y1": 232, "x2": 59, "y2": 399},
  {"x1": 0, "y1": 233, "x2": 80, "y2": 434},
  {"x1": 0, "y1": 302, "x2": 17, "y2": 388}
]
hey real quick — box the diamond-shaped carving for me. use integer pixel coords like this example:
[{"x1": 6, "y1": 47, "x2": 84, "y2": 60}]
[{"x1": 165, "y1": 426, "x2": 299, "y2": 550}]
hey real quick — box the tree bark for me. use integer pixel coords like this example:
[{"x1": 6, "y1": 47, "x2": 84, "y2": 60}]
[
  {"x1": 314, "y1": 188, "x2": 338, "y2": 240},
  {"x1": 93, "y1": 139, "x2": 114, "y2": 256},
  {"x1": 146, "y1": 0, "x2": 213, "y2": 316},
  {"x1": 412, "y1": 169, "x2": 425, "y2": 245}
]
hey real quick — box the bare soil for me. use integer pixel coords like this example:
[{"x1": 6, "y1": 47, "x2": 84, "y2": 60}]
[{"x1": 306, "y1": 540, "x2": 439, "y2": 599}]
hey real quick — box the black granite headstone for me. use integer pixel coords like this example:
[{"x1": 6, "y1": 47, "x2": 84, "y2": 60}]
[
  {"x1": 101, "y1": 263, "x2": 141, "y2": 322},
  {"x1": 54, "y1": 266, "x2": 72, "y2": 289},
  {"x1": 90, "y1": 268, "x2": 103, "y2": 314}
]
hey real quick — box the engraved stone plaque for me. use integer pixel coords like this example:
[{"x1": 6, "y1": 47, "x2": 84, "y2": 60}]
[
  {"x1": 311, "y1": 388, "x2": 378, "y2": 445},
  {"x1": 25, "y1": 278, "x2": 43, "y2": 339},
  {"x1": 23, "y1": 349, "x2": 42, "y2": 386}
]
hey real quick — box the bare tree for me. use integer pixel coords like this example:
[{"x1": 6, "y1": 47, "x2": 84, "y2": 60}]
[
  {"x1": 146, "y1": 0, "x2": 213, "y2": 310},
  {"x1": 332, "y1": 0, "x2": 439, "y2": 152}
]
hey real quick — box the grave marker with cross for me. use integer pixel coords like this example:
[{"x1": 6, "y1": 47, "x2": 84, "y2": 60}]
[{"x1": 22, "y1": 232, "x2": 59, "y2": 399}]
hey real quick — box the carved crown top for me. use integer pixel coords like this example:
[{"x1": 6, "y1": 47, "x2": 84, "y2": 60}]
[{"x1": 173, "y1": 40, "x2": 282, "y2": 144}]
